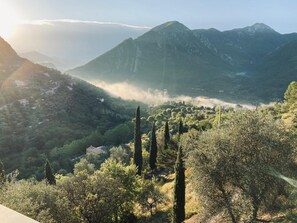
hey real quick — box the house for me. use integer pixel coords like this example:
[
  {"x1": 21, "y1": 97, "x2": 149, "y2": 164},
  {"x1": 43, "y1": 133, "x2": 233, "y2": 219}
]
[{"x1": 86, "y1": 145, "x2": 108, "y2": 155}]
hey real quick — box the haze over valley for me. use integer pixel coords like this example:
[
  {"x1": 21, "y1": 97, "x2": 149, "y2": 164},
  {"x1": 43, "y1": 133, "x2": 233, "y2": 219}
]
[{"x1": 1, "y1": 1, "x2": 297, "y2": 223}]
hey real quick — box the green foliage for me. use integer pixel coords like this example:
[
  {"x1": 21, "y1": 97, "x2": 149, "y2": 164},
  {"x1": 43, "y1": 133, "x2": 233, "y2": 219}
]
[
  {"x1": 164, "y1": 121, "x2": 170, "y2": 148},
  {"x1": 101, "y1": 159, "x2": 140, "y2": 203},
  {"x1": 109, "y1": 145, "x2": 131, "y2": 165},
  {"x1": 0, "y1": 64, "x2": 137, "y2": 178},
  {"x1": 45, "y1": 160, "x2": 56, "y2": 185},
  {"x1": 0, "y1": 180, "x2": 69, "y2": 223},
  {"x1": 104, "y1": 122, "x2": 134, "y2": 145},
  {"x1": 73, "y1": 158, "x2": 95, "y2": 175},
  {"x1": 0, "y1": 160, "x2": 5, "y2": 186},
  {"x1": 172, "y1": 146, "x2": 185, "y2": 223},
  {"x1": 284, "y1": 81, "x2": 297, "y2": 107},
  {"x1": 138, "y1": 179, "x2": 168, "y2": 216},
  {"x1": 59, "y1": 169, "x2": 129, "y2": 223},
  {"x1": 157, "y1": 137, "x2": 178, "y2": 173},
  {"x1": 149, "y1": 123, "x2": 158, "y2": 171},
  {"x1": 178, "y1": 120, "x2": 183, "y2": 135},
  {"x1": 186, "y1": 111, "x2": 295, "y2": 223},
  {"x1": 134, "y1": 106, "x2": 143, "y2": 175}
]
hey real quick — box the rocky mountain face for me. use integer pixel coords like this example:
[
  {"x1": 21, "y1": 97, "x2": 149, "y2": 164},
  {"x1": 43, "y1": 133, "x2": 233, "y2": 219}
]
[
  {"x1": 0, "y1": 37, "x2": 135, "y2": 176},
  {"x1": 69, "y1": 21, "x2": 297, "y2": 103}
]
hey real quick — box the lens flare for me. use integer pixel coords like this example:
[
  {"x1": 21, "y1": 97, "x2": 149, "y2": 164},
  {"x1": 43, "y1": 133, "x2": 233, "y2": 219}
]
[{"x1": 0, "y1": 2, "x2": 20, "y2": 38}]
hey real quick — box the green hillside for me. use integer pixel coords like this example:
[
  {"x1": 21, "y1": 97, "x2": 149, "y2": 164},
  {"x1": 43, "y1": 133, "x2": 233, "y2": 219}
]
[{"x1": 0, "y1": 37, "x2": 138, "y2": 178}]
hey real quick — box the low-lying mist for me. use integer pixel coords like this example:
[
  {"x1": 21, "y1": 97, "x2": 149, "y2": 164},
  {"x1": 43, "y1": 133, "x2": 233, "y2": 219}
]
[{"x1": 91, "y1": 80, "x2": 255, "y2": 108}]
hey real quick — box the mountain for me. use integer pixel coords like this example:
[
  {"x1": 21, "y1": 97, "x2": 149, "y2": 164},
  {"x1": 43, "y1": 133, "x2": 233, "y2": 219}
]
[
  {"x1": 69, "y1": 21, "x2": 297, "y2": 103},
  {"x1": 69, "y1": 21, "x2": 237, "y2": 99},
  {"x1": 0, "y1": 37, "x2": 137, "y2": 178},
  {"x1": 193, "y1": 23, "x2": 297, "y2": 69},
  {"x1": 247, "y1": 40, "x2": 297, "y2": 100}
]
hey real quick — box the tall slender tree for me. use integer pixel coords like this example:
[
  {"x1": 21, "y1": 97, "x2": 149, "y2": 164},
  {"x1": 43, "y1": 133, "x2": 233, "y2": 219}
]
[
  {"x1": 44, "y1": 159, "x2": 56, "y2": 185},
  {"x1": 164, "y1": 121, "x2": 170, "y2": 149},
  {"x1": 178, "y1": 120, "x2": 183, "y2": 135},
  {"x1": 149, "y1": 122, "x2": 158, "y2": 171},
  {"x1": 0, "y1": 160, "x2": 5, "y2": 186},
  {"x1": 172, "y1": 146, "x2": 185, "y2": 223},
  {"x1": 133, "y1": 106, "x2": 143, "y2": 175}
]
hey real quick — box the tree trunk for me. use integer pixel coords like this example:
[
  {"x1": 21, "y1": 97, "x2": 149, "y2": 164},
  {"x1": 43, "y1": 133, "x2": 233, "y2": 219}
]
[{"x1": 220, "y1": 186, "x2": 237, "y2": 223}]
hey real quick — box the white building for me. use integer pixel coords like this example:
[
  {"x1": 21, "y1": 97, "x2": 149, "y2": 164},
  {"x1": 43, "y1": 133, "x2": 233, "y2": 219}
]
[{"x1": 86, "y1": 145, "x2": 108, "y2": 155}]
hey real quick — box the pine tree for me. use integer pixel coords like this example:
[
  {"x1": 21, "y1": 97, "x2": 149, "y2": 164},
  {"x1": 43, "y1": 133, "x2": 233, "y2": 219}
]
[
  {"x1": 0, "y1": 160, "x2": 5, "y2": 186},
  {"x1": 45, "y1": 159, "x2": 56, "y2": 185},
  {"x1": 178, "y1": 120, "x2": 183, "y2": 135},
  {"x1": 149, "y1": 122, "x2": 158, "y2": 171},
  {"x1": 133, "y1": 106, "x2": 143, "y2": 175},
  {"x1": 164, "y1": 121, "x2": 170, "y2": 149},
  {"x1": 172, "y1": 146, "x2": 185, "y2": 223}
]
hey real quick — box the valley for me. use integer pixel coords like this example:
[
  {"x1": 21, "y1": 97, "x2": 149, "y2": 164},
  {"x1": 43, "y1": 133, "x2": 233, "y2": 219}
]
[{"x1": 0, "y1": 3, "x2": 297, "y2": 222}]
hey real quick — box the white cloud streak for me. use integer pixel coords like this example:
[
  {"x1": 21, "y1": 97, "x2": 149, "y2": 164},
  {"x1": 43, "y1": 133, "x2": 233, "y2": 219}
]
[{"x1": 19, "y1": 19, "x2": 151, "y2": 29}]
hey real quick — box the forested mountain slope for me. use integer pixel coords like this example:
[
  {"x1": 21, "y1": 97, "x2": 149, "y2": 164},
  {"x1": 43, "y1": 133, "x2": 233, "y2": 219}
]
[
  {"x1": 69, "y1": 21, "x2": 297, "y2": 103},
  {"x1": 0, "y1": 37, "x2": 136, "y2": 177}
]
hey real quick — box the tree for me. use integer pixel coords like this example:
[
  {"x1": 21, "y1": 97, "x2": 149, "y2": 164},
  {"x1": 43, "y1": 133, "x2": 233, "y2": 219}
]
[
  {"x1": 0, "y1": 160, "x2": 5, "y2": 186},
  {"x1": 138, "y1": 179, "x2": 168, "y2": 216},
  {"x1": 44, "y1": 159, "x2": 56, "y2": 185},
  {"x1": 164, "y1": 121, "x2": 170, "y2": 148},
  {"x1": 134, "y1": 106, "x2": 143, "y2": 175},
  {"x1": 178, "y1": 120, "x2": 183, "y2": 135},
  {"x1": 59, "y1": 159, "x2": 139, "y2": 223},
  {"x1": 149, "y1": 122, "x2": 158, "y2": 171},
  {"x1": 172, "y1": 146, "x2": 185, "y2": 223},
  {"x1": 186, "y1": 111, "x2": 294, "y2": 223},
  {"x1": 284, "y1": 81, "x2": 297, "y2": 107}
]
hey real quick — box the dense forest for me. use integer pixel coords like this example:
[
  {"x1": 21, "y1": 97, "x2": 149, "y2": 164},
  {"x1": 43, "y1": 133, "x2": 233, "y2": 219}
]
[{"x1": 0, "y1": 81, "x2": 297, "y2": 223}]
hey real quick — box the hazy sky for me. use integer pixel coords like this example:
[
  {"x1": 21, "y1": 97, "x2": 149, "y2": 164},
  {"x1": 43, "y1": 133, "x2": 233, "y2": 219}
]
[{"x1": 7, "y1": 0, "x2": 297, "y2": 33}]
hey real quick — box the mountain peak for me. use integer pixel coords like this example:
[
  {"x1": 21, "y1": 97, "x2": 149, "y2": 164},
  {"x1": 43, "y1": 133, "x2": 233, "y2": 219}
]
[
  {"x1": 150, "y1": 21, "x2": 191, "y2": 33},
  {"x1": 242, "y1": 23, "x2": 277, "y2": 34}
]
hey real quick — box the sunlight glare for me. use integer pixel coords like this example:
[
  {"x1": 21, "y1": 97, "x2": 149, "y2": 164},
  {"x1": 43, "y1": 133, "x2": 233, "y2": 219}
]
[{"x1": 0, "y1": 2, "x2": 20, "y2": 38}]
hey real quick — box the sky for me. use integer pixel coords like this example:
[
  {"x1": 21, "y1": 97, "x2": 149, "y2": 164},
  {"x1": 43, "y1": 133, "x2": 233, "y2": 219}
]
[{"x1": 3, "y1": 0, "x2": 297, "y2": 33}]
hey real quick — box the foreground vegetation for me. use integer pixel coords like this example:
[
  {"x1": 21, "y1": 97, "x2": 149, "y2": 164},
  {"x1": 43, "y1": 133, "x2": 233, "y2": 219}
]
[{"x1": 0, "y1": 81, "x2": 297, "y2": 222}]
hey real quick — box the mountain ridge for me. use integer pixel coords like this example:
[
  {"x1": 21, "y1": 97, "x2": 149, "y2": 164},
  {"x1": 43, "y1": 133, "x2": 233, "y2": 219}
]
[{"x1": 68, "y1": 21, "x2": 297, "y2": 103}]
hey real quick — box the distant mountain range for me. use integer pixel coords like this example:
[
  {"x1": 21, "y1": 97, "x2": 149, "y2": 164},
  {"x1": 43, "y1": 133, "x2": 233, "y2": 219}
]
[
  {"x1": 0, "y1": 37, "x2": 136, "y2": 177},
  {"x1": 20, "y1": 51, "x2": 58, "y2": 69},
  {"x1": 7, "y1": 20, "x2": 149, "y2": 70},
  {"x1": 69, "y1": 21, "x2": 297, "y2": 103}
]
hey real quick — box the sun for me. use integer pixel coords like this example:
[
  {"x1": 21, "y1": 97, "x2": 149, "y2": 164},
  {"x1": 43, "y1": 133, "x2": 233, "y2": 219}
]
[{"x1": 0, "y1": 2, "x2": 20, "y2": 38}]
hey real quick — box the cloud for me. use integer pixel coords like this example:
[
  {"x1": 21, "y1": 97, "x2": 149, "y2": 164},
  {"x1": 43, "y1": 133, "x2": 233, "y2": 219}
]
[
  {"x1": 19, "y1": 19, "x2": 151, "y2": 29},
  {"x1": 91, "y1": 80, "x2": 255, "y2": 109}
]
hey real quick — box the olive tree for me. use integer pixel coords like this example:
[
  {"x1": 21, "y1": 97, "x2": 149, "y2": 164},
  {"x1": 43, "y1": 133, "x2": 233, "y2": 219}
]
[{"x1": 186, "y1": 111, "x2": 294, "y2": 223}]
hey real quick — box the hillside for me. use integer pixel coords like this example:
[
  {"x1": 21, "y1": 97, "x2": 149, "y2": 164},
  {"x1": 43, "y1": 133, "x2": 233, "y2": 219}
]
[
  {"x1": 0, "y1": 37, "x2": 137, "y2": 177},
  {"x1": 247, "y1": 40, "x2": 297, "y2": 100},
  {"x1": 69, "y1": 21, "x2": 297, "y2": 103}
]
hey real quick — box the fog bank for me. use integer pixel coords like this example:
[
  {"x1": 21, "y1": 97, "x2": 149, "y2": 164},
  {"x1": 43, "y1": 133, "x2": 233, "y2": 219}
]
[{"x1": 92, "y1": 81, "x2": 255, "y2": 108}]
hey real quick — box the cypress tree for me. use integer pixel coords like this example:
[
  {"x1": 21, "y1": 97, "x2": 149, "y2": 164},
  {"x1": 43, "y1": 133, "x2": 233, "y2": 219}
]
[
  {"x1": 45, "y1": 159, "x2": 56, "y2": 185},
  {"x1": 172, "y1": 146, "x2": 185, "y2": 223},
  {"x1": 0, "y1": 160, "x2": 5, "y2": 186},
  {"x1": 149, "y1": 122, "x2": 158, "y2": 171},
  {"x1": 133, "y1": 106, "x2": 143, "y2": 175},
  {"x1": 178, "y1": 120, "x2": 183, "y2": 135},
  {"x1": 164, "y1": 121, "x2": 170, "y2": 148}
]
